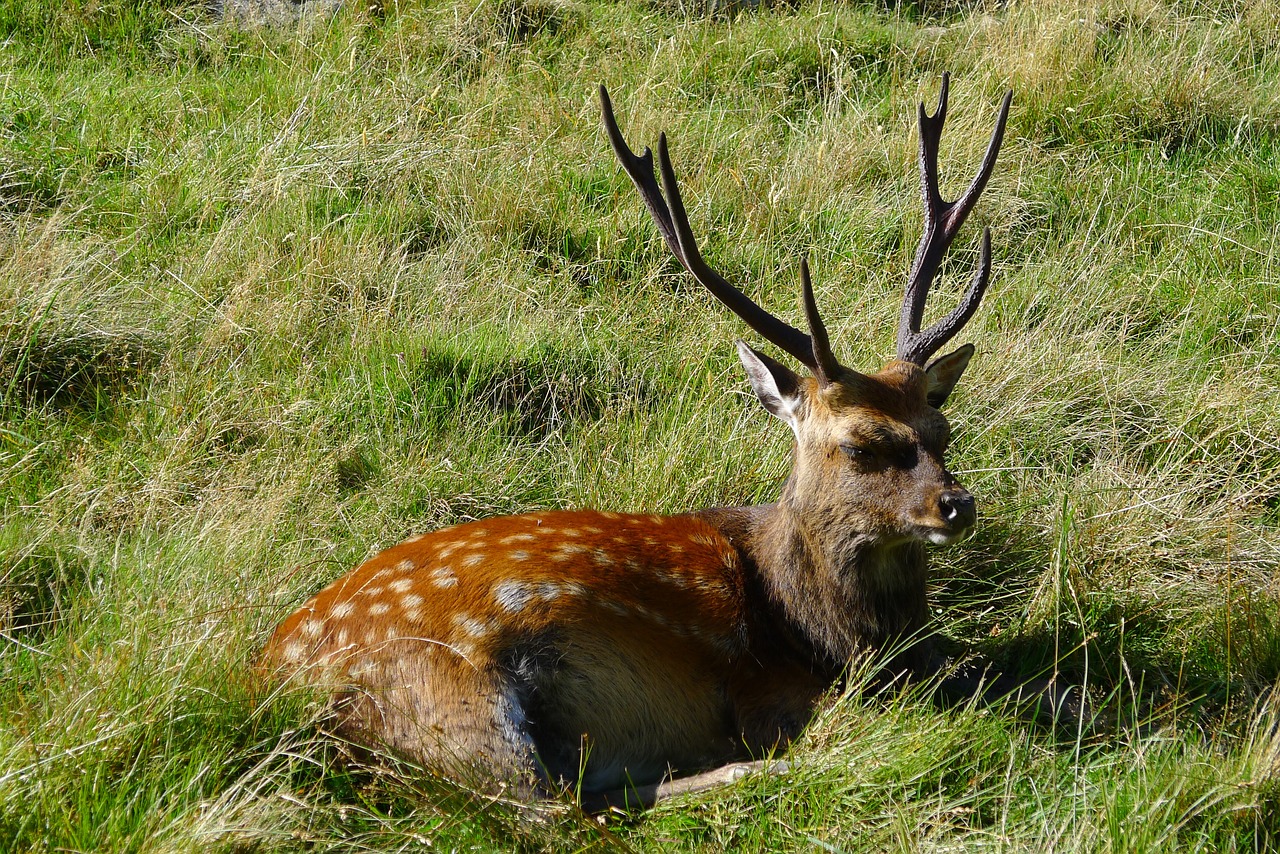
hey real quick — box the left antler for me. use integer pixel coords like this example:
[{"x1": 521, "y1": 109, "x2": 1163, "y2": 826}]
[{"x1": 600, "y1": 85, "x2": 841, "y2": 385}]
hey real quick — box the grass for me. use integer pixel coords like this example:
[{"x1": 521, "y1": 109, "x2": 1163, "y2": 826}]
[{"x1": 2, "y1": 0, "x2": 1280, "y2": 849}]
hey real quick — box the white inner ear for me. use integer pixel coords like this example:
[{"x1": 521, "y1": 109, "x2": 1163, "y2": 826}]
[{"x1": 737, "y1": 342, "x2": 802, "y2": 435}]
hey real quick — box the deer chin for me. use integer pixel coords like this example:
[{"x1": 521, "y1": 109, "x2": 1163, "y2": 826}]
[
  {"x1": 925, "y1": 529, "x2": 962, "y2": 546},
  {"x1": 912, "y1": 523, "x2": 973, "y2": 546}
]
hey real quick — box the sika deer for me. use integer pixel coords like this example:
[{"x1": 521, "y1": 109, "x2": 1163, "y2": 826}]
[{"x1": 264, "y1": 74, "x2": 1023, "y2": 808}]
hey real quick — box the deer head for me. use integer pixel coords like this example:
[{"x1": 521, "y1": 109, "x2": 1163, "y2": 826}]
[{"x1": 600, "y1": 75, "x2": 1011, "y2": 558}]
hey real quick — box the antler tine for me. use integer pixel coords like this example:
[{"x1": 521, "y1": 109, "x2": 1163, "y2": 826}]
[
  {"x1": 599, "y1": 85, "x2": 819, "y2": 371},
  {"x1": 800, "y1": 257, "x2": 839, "y2": 386},
  {"x1": 897, "y1": 73, "x2": 1013, "y2": 366}
]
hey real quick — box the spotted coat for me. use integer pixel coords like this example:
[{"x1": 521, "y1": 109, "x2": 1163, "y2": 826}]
[{"x1": 264, "y1": 509, "x2": 826, "y2": 792}]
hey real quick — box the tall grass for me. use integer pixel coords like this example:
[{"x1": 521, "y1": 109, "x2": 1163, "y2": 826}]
[{"x1": 2, "y1": 0, "x2": 1280, "y2": 849}]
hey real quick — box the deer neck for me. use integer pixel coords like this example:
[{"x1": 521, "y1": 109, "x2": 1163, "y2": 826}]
[{"x1": 698, "y1": 500, "x2": 932, "y2": 671}]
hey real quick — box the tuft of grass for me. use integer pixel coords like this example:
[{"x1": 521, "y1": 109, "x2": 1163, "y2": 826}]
[
  {"x1": 0, "y1": 311, "x2": 160, "y2": 409},
  {"x1": 0, "y1": 0, "x2": 197, "y2": 64}
]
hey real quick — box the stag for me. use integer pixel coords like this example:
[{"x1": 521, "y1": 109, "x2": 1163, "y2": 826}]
[{"x1": 264, "y1": 75, "x2": 1048, "y2": 809}]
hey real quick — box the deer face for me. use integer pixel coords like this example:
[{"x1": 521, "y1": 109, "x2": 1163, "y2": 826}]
[{"x1": 739, "y1": 342, "x2": 977, "y2": 547}]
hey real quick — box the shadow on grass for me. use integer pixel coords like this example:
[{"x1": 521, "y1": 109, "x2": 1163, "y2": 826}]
[
  {"x1": 414, "y1": 342, "x2": 654, "y2": 440},
  {"x1": 0, "y1": 520, "x2": 91, "y2": 644},
  {"x1": 934, "y1": 515, "x2": 1280, "y2": 739},
  {"x1": 0, "y1": 317, "x2": 161, "y2": 411}
]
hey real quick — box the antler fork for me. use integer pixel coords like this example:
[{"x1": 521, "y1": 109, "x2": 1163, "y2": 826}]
[{"x1": 897, "y1": 73, "x2": 1013, "y2": 366}]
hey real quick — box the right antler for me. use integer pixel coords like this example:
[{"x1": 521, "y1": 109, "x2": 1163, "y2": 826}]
[
  {"x1": 896, "y1": 73, "x2": 1013, "y2": 367},
  {"x1": 599, "y1": 85, "x2": 841, "y2": 385}
]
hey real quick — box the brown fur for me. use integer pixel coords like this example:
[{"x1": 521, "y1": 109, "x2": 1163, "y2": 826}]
[{"x1": 262, "y1": 358, "x2": 976, "y2": 799}]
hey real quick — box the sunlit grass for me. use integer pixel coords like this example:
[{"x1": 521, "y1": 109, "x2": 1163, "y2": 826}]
[{"x1": 2, "y1": 0, "x2": 1280, "y2": 849}]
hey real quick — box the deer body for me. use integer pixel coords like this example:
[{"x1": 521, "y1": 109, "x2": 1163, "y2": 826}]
[
  {"x1": 264, "y1": 75, "x2": 1013, "y2": 804},
  {"x1": 267, "y1": 508, "x2": 825, "y2": 792}
]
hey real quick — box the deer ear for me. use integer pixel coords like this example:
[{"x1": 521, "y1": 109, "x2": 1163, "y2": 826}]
[
  {"x1": 924, "y1": 343, "x2": 975, "y2": 408},
  {"x1": 737, "y1": 341, "x2": 804, "y2": 431}
]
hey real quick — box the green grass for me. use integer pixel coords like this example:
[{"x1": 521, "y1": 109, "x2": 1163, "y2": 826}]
[{"x1": 3, "y1": 0, "x2": 1280, "y2": 849}]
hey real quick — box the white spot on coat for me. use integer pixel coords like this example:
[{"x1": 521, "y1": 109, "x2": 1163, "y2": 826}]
[
  {"x1": 501, "y1": 533, "x2": 537, "y2": 544},
  {"x1": 494, "y1": 580, "x2": 533, "y2": 613},
  {"x1": 533, "y1": 581, "x2": 562, "y2": 601},
  {"x1": 452, "y1": 614, "x2": 492, "y2": 638},
  {"x1": 657, "y1": 569, "x2": 688, "y2": 588}
]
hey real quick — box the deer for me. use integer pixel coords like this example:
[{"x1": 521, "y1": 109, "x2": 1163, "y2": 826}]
[{"x1": 263, "y1": 74, "x2": 1045, "y2": 810}]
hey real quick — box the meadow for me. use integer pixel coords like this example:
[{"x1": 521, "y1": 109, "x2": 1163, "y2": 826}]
[{"x1": 2, "y1": 0, "x2": 1280, "y2": 849}]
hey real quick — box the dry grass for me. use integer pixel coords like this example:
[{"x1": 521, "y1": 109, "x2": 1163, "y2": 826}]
[{"x1": 1, "y1": 0, "x2": 1280, "y2": 849}]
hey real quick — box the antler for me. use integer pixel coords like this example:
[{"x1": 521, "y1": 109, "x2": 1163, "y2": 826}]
[
  {"x1": 897, "y1": 73, "x2": 1012, "y2": 366},
  {"x1": 600, "y1": 85, "x2": 840, "y2": 385}
]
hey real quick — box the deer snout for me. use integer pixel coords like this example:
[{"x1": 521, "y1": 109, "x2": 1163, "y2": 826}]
[{"x1": 938, "y1": 489, "x2": 976, "y2": 531}]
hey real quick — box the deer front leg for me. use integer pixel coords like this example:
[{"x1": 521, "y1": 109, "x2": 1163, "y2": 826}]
[
  {"x1": 934, "y1": 658, "x2": 1091, "y2": 727},
  {"x1": 581, "y1": 759, "x2": 790, "y2": 813}
]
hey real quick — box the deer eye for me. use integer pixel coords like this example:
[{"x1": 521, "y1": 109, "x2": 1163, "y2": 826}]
[
  {"x1": 841, "y1": 442, "x2": 918, "y2": 469},
  {"x1": 839, "y1": 443, "x2": 873, "y2": 460}
]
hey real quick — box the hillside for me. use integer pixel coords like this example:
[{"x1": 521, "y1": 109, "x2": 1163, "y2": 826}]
[{"x1": 3, "y1": 0, "x2": 1280, "y2": 849}]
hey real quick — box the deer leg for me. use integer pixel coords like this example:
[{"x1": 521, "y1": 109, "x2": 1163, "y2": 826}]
[
  {"x1": 334, "y1": 652, "x2": 548, "y2": 796},
  {"x1": 580, "y1": 759, "x2": 790, "y2": 813},
  {"x1": 934, "y1": 660, "x2": 1090, "y2": 727}
]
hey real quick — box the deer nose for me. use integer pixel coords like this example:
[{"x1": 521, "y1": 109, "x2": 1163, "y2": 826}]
[{"x1": 939, "y1": 489, "x2": 976, "y2": 529}]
